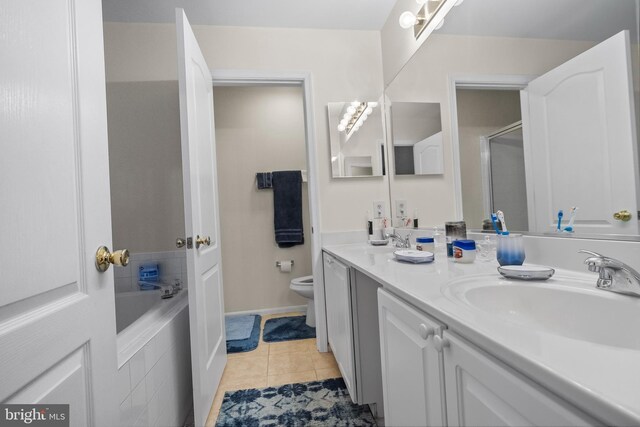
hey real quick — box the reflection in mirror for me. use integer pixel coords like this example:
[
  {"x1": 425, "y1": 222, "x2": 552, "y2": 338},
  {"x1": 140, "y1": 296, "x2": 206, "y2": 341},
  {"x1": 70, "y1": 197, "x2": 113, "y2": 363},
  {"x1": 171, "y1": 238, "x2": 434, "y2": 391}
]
[
  {"x1": 327, "y1": 101, "x2": 386, "y2": 178},
  {"x1": 385, "y1": 0, "x2": 640, "y2": 239},
  {"x1": 390, "y1": 102, "x2": 444, "y2": 175},
  {"x1": 457, "y1": 89, "x2": 525, "y2": 231}
]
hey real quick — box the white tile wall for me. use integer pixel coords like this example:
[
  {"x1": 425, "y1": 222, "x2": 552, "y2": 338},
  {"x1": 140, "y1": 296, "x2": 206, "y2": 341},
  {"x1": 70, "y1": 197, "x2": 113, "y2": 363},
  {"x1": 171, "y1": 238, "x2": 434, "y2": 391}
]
[
  {"x1": 117, "y1": 307, "x2": 192, "y2": 427},
  {"x1": 114, "y1": 250, "x2": 188, "y2": 293}
]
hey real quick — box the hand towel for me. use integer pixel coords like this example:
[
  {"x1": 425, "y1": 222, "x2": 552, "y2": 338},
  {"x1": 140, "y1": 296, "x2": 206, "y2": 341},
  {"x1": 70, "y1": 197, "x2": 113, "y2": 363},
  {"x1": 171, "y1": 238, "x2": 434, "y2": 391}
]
[{"x1": 256, "y1": 172, "x2": 272, "y2": 189}]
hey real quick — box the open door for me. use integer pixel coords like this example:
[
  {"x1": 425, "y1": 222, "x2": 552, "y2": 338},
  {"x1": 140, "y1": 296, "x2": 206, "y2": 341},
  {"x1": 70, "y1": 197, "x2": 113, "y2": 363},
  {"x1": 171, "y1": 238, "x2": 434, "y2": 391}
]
[
  {"x1": 413, "y1": 132, "x2": 444, "y2": 175},
  {"x1": 176, "y1": 9, "x2": 227, "y2": 426},
  {"x1": 521, "y1": 30, "x2": 639, "y2": 235},
  {"x1": 1, "y1": 0, "x2": 119, "y2": 424}
]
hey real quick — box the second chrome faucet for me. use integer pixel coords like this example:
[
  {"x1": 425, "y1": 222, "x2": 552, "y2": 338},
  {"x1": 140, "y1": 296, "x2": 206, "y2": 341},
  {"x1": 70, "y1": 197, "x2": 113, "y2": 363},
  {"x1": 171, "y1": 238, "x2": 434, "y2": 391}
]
[{"x1": 579, "y1": 250, "x2": 640, "y2": 297}]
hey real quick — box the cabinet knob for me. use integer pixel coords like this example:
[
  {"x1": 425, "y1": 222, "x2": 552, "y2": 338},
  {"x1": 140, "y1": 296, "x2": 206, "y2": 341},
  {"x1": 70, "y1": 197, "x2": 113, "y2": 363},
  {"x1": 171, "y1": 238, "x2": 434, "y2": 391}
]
[
  {"x1": 433, "y1": 335, "x2": 450, "y2": 352},
  {"x1": 419, "y1": 323, "x2": 434, "y2": 340}
]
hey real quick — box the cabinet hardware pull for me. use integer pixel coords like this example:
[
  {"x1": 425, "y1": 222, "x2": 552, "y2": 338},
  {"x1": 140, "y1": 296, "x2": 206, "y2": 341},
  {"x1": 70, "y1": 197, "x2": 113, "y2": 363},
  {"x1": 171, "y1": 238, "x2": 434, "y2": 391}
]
[
  {"x1": 419, "y1": 323, "x2": 434, "y2": 340},
  {"x1": 433, "y1": 335, "x2": 450, "y2": 352}
]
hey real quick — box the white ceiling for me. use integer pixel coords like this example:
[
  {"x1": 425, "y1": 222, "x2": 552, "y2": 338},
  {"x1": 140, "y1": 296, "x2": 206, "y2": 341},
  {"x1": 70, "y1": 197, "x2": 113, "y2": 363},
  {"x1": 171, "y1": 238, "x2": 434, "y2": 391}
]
[
  {"x1": 101, "y1": 0, "x2": 398, "y2": 30},
  {"x1": 438, "y1": 0, "x2": 639, "y2": 42},
  {"x1": 102, "y1": 0, "x2": 639, "y2": 39}
]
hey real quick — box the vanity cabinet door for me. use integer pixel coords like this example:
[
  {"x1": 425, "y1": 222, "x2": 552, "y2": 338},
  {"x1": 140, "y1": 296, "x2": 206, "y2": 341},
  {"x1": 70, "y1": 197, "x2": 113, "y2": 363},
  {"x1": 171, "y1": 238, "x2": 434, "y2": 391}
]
[
  {"x1": 323, "y1": 253, "x2": 357, "y2": 401},
  {"x1": 378, "y1": 289, "x2": 446, "y2": 427},
  {"x1": 441, "y1": 331, "x2": 598, "y2": 427}
]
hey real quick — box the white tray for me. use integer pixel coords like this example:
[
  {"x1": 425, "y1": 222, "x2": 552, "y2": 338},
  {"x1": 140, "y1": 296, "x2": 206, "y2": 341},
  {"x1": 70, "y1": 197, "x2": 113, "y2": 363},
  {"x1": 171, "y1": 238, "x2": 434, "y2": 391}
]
[
  {"x1": 369, "y1": 239, "x2": 389, "y2": 246},
  {"x1": 394, "y1": 250, "x2": 434, "y2": 264},
  {"x1": 498, "y1": 265, "x2": 555, "y2": 280}
]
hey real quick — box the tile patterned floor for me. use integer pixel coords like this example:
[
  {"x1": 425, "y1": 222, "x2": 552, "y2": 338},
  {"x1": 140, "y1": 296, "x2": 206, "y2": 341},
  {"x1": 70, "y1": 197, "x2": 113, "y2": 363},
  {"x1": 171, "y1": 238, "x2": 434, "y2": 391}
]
[{"x1": 204, "y1": 312, "x2": 341, "y2": 426}]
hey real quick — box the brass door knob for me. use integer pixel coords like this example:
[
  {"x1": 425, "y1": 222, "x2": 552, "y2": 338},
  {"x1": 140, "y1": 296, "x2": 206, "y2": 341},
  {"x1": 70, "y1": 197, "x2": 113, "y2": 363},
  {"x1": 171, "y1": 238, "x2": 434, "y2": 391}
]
[
  {"x1": 195, "y1": 235, "x2": 211, "y2": 249},
  {"x1": 613, "y1": 210, "x2": 632, "y2": 222},
  {"x1": 95, "y1": 246, "x2": 130, "y2": 272}
]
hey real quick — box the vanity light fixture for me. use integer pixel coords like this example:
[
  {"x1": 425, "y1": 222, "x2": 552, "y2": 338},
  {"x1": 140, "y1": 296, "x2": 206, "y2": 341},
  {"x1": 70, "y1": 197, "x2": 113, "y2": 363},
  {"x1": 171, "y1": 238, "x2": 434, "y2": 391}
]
[
  {"x1": 399, "y1": 0, "x2": 460, "y2": 39},
  {"x1": 336, "y1": 101, "x2": 378, "y2": 141}
]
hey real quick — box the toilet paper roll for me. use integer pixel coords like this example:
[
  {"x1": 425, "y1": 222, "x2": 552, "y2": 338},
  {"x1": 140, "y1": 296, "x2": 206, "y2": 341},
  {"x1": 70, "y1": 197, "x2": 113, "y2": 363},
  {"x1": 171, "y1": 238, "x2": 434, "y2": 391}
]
[{"x1": 279, "y1": 260, "x2": 292, "y2": 273}]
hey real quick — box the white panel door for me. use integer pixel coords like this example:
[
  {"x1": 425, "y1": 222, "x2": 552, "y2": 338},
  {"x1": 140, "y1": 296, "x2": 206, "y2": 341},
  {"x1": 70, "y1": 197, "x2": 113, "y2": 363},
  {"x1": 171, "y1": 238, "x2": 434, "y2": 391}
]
[
  {"x1": 414, "y1": 132, "x2": 444, "y2": 174},
  {"x1": 522, "y1": 30, "x2": 638, "y2": 234},
  {"x1": 176, "y1": 9, "x2": 227, "y2": 427},
  {"x1": 442, "y1": 331, "x2": 598, "y2": 427},
  {"x1": 323, "y1": 253, "x2": 357, "y2": 401},
  {"x1": 378, "y1": 289, "x2": 446, "y2": 427},
  {"x1": 0, "y1": 0, "x2": 119, "y2": 425}
]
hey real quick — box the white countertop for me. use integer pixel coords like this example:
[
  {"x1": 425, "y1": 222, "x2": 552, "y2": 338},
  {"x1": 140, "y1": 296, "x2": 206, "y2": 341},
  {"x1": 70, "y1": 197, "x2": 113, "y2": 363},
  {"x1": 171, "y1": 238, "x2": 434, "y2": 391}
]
[{"x1": 322, "y1": 243, "x2": 640, "y2": 427}]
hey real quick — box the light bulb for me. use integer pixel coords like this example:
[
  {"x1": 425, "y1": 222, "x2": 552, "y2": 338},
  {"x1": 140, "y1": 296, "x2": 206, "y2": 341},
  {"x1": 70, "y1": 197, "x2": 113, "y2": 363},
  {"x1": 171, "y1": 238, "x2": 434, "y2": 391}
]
[
  {"x1": 368, "y1": 102, "x2": 378, "y2": 108},
  {"x1": 351, "y1": 101, "x2": 360, "y2": 107},
  {"x1": 365, "y1": 107, "x2": 373, "y2": 115},
  {"x1": 347, "y1": 106, "x2": 356, "y2": 114},
  {"x1": 399, "y1": 11, "x2": 417, "y2": 29},
  {"x1": 337, "y1": 124, "x2": 346, "y2": 132},
  {"x1": 343, "y1": 113, "x2": 350, "y2": 120},
  {"x1": 362, "y1": 114, "x2": 368, "y2": 121}
]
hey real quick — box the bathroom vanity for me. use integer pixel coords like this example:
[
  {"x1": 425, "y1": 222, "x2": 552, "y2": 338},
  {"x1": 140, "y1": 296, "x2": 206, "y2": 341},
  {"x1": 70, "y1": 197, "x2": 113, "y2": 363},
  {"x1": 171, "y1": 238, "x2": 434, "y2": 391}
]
[{"x1": 322, "y1": 242, "x2": 640, "y2": 427}]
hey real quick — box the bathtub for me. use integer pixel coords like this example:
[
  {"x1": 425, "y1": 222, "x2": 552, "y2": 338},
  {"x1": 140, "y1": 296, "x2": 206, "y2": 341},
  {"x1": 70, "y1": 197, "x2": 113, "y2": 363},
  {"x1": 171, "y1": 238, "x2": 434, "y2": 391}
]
[
  {"x1": 115, "y1": 290, "x2": 162, "y2": 333},
  {"x1": 115, "y1": 289, "x2": 193, "y2": 427}
]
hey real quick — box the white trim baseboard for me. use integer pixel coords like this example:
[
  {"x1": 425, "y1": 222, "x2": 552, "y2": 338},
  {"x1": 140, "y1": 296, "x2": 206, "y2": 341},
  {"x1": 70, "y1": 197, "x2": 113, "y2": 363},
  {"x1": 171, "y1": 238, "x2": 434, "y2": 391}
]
[{"x1": 225, "y1": 305, "x2": 307, "y2": 317}]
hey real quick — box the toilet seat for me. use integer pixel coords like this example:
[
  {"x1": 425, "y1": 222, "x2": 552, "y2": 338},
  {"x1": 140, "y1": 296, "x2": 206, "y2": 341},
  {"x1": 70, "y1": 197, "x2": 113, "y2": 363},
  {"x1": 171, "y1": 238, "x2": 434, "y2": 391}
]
[{"x1": 291, "y1": 275, "x2": 313, "y2": 287}]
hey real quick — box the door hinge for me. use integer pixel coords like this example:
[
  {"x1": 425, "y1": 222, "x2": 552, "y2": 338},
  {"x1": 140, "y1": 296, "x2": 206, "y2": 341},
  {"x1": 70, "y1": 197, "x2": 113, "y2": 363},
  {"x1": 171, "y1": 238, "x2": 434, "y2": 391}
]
[{"x1": 187, "y1": 237, "x2": 193, "y2": 249}]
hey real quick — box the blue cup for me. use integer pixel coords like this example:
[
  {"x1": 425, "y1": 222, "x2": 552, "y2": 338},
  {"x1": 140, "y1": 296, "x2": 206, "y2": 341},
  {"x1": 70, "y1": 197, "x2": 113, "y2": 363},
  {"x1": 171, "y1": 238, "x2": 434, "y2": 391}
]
[{"x1": 496, "y1": 234, "x2": 525, "y2": 266}]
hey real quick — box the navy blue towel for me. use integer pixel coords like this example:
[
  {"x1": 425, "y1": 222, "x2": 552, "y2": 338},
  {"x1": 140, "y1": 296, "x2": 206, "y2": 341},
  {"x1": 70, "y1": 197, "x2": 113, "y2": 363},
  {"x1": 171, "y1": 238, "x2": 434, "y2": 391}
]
[
  {"x1": 272, "y1": 171, "x2": 304, "y2": 248},
  {"x1": 256, "y1": 172, "x2": 272, "y2": 189}
]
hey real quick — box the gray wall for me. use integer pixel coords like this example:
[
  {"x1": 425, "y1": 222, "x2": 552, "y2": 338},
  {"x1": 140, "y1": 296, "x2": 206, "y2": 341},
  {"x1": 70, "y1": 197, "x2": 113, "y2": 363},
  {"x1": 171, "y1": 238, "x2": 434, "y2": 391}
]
[{"x1": 107, "y1": 81, "x2": 185, "y2": 253}]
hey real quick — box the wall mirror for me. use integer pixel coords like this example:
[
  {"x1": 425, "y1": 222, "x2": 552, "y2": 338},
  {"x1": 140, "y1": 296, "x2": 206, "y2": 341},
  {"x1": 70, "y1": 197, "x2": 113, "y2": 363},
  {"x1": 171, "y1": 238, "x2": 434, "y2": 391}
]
[
  {"x1": 385, "y1": 0, "x2": 640, "y2": 239},
  {"x1": 327, "y1": 100, "x2": 386, "y2": 178},
  {"x1": 390, "y1": 102, "x2": 444, "y2": 175}
]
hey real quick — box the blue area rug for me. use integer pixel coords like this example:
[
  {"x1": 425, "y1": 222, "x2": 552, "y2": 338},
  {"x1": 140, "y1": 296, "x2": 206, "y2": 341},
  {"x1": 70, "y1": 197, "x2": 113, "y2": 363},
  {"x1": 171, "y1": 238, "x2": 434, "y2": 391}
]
[
  {"x1": 262, "y1": 315, "x2": 316, "y2": 343},
  {"x1": 226, "y1": 315, "x2": 257, "y2": 341},
  {"x1": 226, "y1": 314, "x2": 261, "y2": 354},
  {"x1": 215, "y1": 378, "x2": 376, "y2": 427}
]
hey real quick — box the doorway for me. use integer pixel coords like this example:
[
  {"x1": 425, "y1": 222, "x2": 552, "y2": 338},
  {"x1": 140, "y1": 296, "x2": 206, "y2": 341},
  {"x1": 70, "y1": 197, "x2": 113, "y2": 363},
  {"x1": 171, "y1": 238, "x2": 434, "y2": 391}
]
[
  {"x1": 213, "y1": 84, "x2": 312, "y2": 314},
  {"x1": 211, "y1": 71, "x2": 325, "y2": 353}
]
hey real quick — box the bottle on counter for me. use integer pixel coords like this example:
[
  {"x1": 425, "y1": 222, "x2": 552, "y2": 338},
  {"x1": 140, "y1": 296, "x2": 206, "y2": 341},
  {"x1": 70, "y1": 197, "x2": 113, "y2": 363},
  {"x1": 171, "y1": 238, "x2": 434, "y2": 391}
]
[
  {"x1": 415, "y1": 237, "x2": 435, "y2": 253},
  {"x1": 445, "y1": 221, "x2": 467, "y2": 258},
  {"x1": 452, "y1": 239, "x2": 476, "y2": 263}
]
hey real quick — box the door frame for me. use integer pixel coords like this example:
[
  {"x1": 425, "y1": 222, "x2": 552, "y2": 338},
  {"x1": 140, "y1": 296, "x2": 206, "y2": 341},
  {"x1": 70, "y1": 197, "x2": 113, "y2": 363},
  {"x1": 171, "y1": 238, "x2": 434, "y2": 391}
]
[
  {"x1": 447, "y1": 74, "x2": 534, "y2": 220},
  {"x1": 210, "y1": 69, "x2": 327, "y2": 352}
]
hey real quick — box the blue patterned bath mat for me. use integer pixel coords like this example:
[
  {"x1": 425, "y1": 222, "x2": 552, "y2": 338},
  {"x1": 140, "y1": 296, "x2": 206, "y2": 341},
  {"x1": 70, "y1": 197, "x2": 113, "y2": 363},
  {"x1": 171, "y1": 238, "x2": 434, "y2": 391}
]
[
  {"x1": 262, "y1": 315, "x2": 316, "y2": 343},
  {"x1": 226, "y1": 314, "x2": 261, "y2": 354},
  {"x1": 215, "y1": 378, "x2": 376, "y2": 426}
]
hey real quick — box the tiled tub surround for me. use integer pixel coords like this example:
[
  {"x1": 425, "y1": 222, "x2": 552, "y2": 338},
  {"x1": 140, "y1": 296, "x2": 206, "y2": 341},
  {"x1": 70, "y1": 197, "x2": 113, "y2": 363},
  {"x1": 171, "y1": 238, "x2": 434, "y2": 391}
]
[
  {"x1": 114, "y1": 250, "x2": 188, "y2": 293},
  {"x1": 117, "y1": 291, "x2": 192, "y2": 427},
  {"x1": 323, "y1": 237, "x2": 640, "y2": 426}
]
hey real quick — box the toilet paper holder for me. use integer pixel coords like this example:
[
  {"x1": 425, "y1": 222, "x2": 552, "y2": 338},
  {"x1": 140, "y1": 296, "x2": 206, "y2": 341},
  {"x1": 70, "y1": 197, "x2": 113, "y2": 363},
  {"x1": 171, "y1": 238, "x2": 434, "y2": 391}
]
[{"x1": 275, "y1": 260, "x2": 294, "y2": 268}]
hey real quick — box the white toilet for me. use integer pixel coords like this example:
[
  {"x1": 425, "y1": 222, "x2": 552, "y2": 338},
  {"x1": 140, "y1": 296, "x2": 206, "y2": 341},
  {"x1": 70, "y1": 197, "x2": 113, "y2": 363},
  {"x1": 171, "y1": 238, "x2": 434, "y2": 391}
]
[{"x1": 290, "y1": 275, "x2": 315, "y2": 327}]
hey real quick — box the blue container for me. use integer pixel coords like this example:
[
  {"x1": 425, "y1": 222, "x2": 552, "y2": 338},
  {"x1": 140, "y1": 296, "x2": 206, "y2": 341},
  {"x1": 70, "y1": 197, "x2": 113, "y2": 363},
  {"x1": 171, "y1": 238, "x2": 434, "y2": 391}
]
[{"x1": 139, "y1": 264, "x2": 160, "y2": 282}]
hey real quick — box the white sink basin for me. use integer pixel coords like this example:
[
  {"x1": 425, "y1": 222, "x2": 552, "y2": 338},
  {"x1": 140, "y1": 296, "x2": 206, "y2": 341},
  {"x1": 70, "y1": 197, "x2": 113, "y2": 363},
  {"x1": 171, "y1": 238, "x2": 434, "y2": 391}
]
[{"x1": 444, "y1": 274, "x2": 640, "y2": 350}]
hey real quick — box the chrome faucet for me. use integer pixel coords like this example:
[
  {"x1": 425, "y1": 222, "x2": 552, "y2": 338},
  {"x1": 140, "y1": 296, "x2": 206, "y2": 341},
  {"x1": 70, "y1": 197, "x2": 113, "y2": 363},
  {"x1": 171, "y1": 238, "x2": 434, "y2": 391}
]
[
  {"x1": 579, "y1": 250, "x2": 640, "y2": 297},
  {"x1": 385, "y1": 231, "x2": 412, "y2": 249}
]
